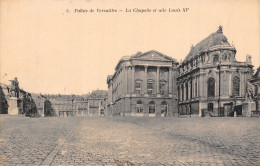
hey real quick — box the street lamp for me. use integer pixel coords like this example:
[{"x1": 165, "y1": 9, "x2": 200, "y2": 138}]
[
  {"x1": 217, "y1": 62, "x2": 221, "y2": 117},
  {"x1": 72, "y1": 98, "x2": 74, "y2": 116}
]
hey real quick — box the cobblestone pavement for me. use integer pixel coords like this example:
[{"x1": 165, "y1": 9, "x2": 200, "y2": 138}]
[{"x1": 0, "y1": 115, "x2": 259, "y2": 166}]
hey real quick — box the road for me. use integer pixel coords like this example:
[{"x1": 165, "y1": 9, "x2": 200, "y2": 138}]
[{"x1": 0, "y1": 115, "x2": 259, "y2": 166}]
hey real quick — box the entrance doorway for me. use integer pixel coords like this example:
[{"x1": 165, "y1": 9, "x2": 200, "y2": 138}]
[
  {"x1": 161, "y1": 101, "x2": 168, "y2": 117},
  {"x1": 208, "y1": 103, "x2": 213, "y2": 112}
]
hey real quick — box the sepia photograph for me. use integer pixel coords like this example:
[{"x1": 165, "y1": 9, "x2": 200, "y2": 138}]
[{"x1": 0, "y1": 0, "x2": 259, "y2": 165}]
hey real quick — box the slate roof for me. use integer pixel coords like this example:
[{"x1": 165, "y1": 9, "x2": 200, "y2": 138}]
[{"x1": 183, "y1": 26, "x2": 231, "y2": 63}]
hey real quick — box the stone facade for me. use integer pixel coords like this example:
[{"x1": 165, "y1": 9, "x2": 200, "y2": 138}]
[
  {"x1": 0, "y1": 83, "x2": 39, "y2": 116},
  {"x1": 87, "y1": 96, "x2": 107, "y2": 116},
  {"x1": 107, "y1": 50, "x2": 179, "y2": 117},
  {"x1": 177, "y1": 26, "x2": 254, "y2": 117},
  {"x1": 0, "y1": 85, "x2": 8, "y2": 114},
  {"x1": 45, "y1": 94, "x2": 107, "y2": 117},
  {"x1": 251, "y1": 67, "x2": 260, "y2": 111}
]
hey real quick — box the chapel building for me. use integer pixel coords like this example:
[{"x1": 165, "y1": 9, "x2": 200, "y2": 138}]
[{"x1": 177, "y1": 26, "x2": 254, "y2": 117}]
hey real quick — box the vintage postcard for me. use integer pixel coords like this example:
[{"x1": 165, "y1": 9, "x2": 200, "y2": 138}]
[{"x1": 0, "y1": 0, "x2": 259, "y2": 165}]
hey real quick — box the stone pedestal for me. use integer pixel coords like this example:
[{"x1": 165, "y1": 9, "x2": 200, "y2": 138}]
[
  {"x1": 242, "y1": 101, "x2": 256, "y2": 117},
  {"x1": 7, "y1": 97, "x2": 21, "y2": 115}
]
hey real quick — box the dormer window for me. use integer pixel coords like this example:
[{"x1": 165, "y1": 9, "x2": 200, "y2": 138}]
[
  {"x1": 222, "y1": 55, "x2": 227, "y2": 61},
  {"x1": 213, "y1": 55, "x2": 219, "y2": 63}
]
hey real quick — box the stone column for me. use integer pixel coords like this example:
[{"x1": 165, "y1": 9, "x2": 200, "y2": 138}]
[
  {"x1": 229, "y1": 72, "x2": 232, "y2": 96},
  {"x1": 184, "y1": 82, "x2": 186, "y2": 101},
  {"x1": 240, "y1": 72, "x2": 245, "y2": 96},
  {"x1": 98, "y1": 100, "x2": 101, "y2": 116},
  {"x1": 131, "y1": 66, "x2": 135, "y2": 96},
  {"x1": 180, "y1": 84, "x2": 182, "y2": 101},
  {"x1": 144, "y1": 66, "x2": 148, "y2": 96},
  {"x1": 156, "y1": 67, "x2": 160, "y2": 97},
  {"x1": 173, "y1": 69, "x2": 178, "y2": 96},
  {"x1": 192, "y1": 78, "x2": 195, "y2": 98},
  {"x1": 87, "y1": 100, "x2": 90, "y2": 116},
  {"x1": 169, "y1": 67, "x2": 173, "y2": 97},
  {"x1": 196, "y1": 77, "x2": 198, "y2": 97},
  {"x1": 42, "y1": 100, "x2": 45, "y2": 117},
  {"x1": 223, "y1": 71, "x2": 227, "y2": 96},
  {"x1": 199, "y1": 76, "x2": 203, "y2": 97},
  {"x1": 239, "y1": 71, "x2": 242, "y2": 97}
]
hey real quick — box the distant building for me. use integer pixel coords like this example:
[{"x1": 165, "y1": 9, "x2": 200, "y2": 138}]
[
  {"x1": 0, "y1": 82, "x2": 39, "y2": 116},
  {"x1": 107, "y1": 50, "x2": 179, "y2": 117},
  {"x1": 251, "y1": 67, "x2": 260, "y2": 111},
  {"x1": 0, "y1": 84, "x2": 8, "y2": 114},
  {"x1": 177, "y1": 26, "x2": 254, "y2": 117},
  {"x1": 87, "y1": 94, "x2": 107, "y2": 116},
  {"x1": 46, "y1": 91, "x2": 108, "y2": 117},
  {"x1": 47, "y1": 95, "x2": 78, "y2": 116},
  {"x1": 31, "y1": 94, "x2": 55, "y2": 117}
]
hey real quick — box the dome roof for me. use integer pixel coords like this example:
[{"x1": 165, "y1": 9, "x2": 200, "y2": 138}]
[{"x1": 183, "y1": 26, "x2": 232, "y2": 63}]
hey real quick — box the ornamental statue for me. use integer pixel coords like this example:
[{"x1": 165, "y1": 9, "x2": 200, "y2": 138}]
[
  {"x1": 245, "y1": 81, "x2": 255, "y2": 102},
  {"x1": 7, "y1": 77, "x2": 20, "y2": 98},
  {"x1": 246, "y1": 54, "x2": 252, "y2": 64}
]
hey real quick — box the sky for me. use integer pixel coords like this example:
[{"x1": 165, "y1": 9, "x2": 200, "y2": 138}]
[{"x1": 0, "y1": 0, "x2": 259, "y2": 95}]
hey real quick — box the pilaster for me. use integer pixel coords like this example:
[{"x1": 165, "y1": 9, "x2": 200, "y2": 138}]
[{"x1": 156, "y1": 67, "x2": 161, "y2": 97}]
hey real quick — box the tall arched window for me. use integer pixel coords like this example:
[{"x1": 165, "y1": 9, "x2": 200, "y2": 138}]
[
  {"x1": 185, "y1": 82, "x2": 189, "y2": 100},
  {"x1": 208, "y1": 77, "x2": 215, "y2": 97},
  {"x1": 182, "y1": 84, "x2": 184, "y2": 101},
  {"x1": 232, "y1": 77, "x2": 240, "y2": 96},
  {"x1": 149, "y1": 101, "x2": 156, "y2": 114}
]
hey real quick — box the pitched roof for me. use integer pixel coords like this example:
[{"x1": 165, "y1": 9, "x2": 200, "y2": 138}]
[
  {"x1": 131, "y1": 50, "x2": 177, "y2": 62},
  {"x1": 115, "y1": 50, "x2": 178, "y2": 71},
  {"x1": 183, "y1": 26, "x2": 231, "y2": 63}
]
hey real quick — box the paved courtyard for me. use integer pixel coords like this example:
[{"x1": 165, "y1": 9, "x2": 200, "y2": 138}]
[{"x1": 0, "y1": 115, "x2": 259, "y2": 166}]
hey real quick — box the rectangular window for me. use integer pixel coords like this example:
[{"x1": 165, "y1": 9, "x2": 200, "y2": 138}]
[
  {"x1": 135, "y1": 82, "x2": 141, "y2": 94},
  {"x1": 135, "y1": 82, "x2": 141, "y2": 89},
  {"x1": 147, "y1": 83, "x2": 153, "y2": 89},
  {"x1": 147, "y1": 82, "x2": 154, "y2": 95},
  {"x1": 159, "y1": 82, "x2": 165, "y2": 95}
]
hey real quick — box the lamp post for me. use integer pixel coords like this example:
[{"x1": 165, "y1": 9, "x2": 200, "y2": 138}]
[
  {"x1": 217, "y1": 62, "x2": 221, "y2": 117},
  {"x1": 71, "y1": 98, "x2": 74, "y2": 116}
]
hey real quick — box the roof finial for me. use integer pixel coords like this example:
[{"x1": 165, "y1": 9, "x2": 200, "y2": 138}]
[{"x1": 217, "y1": 25, "x2": 223, "y2": 33}]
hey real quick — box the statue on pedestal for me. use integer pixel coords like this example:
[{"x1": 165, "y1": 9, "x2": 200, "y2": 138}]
[
  {"x1": 7, "y1": 77, "x2": 20, "y2": 98},
  {"x1": 245, "y1": 81, "x2": 255, "y2": 102}
]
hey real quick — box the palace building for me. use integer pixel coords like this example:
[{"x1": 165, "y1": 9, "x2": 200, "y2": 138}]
[
  {"x1": 177, "y1": 26, "x2": 254, "y2": 117},
  {"x1": 107, "y1": 50, "x2": 179, "y2": 117},
  {"x1": 251, "y1": 67, "x2": 260, "y2": 112}
]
